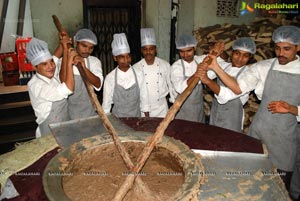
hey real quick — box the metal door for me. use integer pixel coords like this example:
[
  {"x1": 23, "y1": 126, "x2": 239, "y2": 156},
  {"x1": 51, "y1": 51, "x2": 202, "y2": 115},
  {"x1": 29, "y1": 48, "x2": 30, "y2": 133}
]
[{"x1": 83, "y1": 0, "x2": 141, "y2": 77}]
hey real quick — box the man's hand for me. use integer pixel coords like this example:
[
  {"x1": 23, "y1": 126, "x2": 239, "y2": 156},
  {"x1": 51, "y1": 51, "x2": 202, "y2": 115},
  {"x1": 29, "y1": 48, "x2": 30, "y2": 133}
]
[
  {"x1": 60, "y1": 36, "x2": 72, "y2": 50},
  {"x1": 268, "y1": 100, "x2": 292, "y2": 114},
  {"x1": 198, "y1": 64, "x2": 211, "y2": 85},
  {"x1": 207, "y1": 54, "x2": 219, "y2": 71},
  {"x1": 59, "y1": 30, "x2": 70, "y2": 40}
]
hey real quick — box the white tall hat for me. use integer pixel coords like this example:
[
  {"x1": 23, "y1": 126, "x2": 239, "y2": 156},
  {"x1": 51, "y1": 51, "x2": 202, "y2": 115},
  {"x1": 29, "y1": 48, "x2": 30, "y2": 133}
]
[
  {"x1": 26, "y1": 38, "x2": 52, "y2": 66},
  {"x1": 111, "y1": 33, "x2": 130, "y2": 56},
  {"x1": 141, "y1": 28, "x2": 156, "y2": 47}
]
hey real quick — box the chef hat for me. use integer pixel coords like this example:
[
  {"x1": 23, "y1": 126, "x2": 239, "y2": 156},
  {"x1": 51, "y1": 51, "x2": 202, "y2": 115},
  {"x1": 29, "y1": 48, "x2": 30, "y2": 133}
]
[
  {"x1": 141, "y1": 28, "x2": 156, "y2": 47},
  {"x1": 26, "y1": 38, "x2": 52, "y2": 66},
  {"x1": 232, "y1": 37, "x2": 256, "y2": 54},
  {"x1": 111, "y1": 33, "x2": 130, "y2": 56},
  {"x1": 175, "y1": 34, "x2": 197, "y2": 49},
  {"x1": 74, "y1": 28, "x2": 97, "y2": 45},
  {"x1": 272, "y1": 25, "x2": 300, "y2": 45}
]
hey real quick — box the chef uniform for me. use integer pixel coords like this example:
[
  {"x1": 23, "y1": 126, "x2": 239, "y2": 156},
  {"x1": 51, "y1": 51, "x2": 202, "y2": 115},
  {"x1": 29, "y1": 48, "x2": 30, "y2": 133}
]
[
  {"x1": 133, "y1": 28, "x2": 175, "y2": 117},
  {"x1": 210, "y1": 37, "x2": 256, "y2": 133},
  {"x1": 27, "y1": 38, "x2": 73, "y2": 138},
  {"x1": 171, "y1": 34, "x2": 205, "y2": 122},
  {"x1": 102, "y1": 33, "x2": 149, "y2": 117},
  {"x1": 69, "y1": 29, "x2": 103, "y2": 119},
  {"x1": 55, "y1": 29, "x2": 103, "y2": 120}
]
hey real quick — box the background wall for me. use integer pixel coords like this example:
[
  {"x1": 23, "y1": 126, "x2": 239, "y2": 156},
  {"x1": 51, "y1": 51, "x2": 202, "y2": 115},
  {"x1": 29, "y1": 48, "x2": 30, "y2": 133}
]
[
  {"x1": 1, "y1": 0, "x2": 257, "y2": 60},
  {"x1": 30, "y1": 0, "x2": 83, "y2": 52}
]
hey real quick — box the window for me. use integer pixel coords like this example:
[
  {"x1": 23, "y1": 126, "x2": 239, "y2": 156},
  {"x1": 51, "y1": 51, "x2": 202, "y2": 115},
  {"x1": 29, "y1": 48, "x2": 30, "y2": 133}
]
[{"x1": 216, "y1": 0, "x2": 239, "y2": 17}]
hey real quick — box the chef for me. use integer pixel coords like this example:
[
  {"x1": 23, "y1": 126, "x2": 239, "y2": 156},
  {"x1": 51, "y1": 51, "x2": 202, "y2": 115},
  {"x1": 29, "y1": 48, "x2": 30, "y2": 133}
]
[
  {"x1": 171, "y1": 34, "x2": 225, "y2": 122},
  {"x1": 102, "y1": 33, "x2": 149, "y2": 117},
  {"x1": 201, "y1": 37, "x2": 256, "y2": 133},
  {"x1": 54, "y1": 28, "x2": 103, "y2": 120},
  {"x1": 208, "y1": 25, "x2": 300, "y2": 193},
  {"x1": 27, "y1": 37, "x2": 75, "y2": 137},
  {"x1": 133, "y1": 28, "x2": 175, "y2": 117}
]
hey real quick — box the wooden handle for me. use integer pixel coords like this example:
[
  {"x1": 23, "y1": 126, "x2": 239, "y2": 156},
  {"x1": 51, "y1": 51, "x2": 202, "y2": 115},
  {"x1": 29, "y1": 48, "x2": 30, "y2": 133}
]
[
  {"x1": 112, "y1": 41, "x2": 225, "y2": 201},
  {"x1": 52, "y1": 15, "x2": 65, "y2": 32}
]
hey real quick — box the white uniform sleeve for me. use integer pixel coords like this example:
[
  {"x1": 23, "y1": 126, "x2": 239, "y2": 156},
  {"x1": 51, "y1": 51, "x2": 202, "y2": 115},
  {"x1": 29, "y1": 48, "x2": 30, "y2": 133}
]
[
  {"x1": 102, "y1": 72, "x2": 114, "y2": 113},
  {"x1": 52, "y1": 55, "x2": 62, "y2": 81},
  {"x1": 32, "y1": 81, "x2": 72, "y2": 102},
  {"x1": 171, "y1": 61, "x2": 189, "y2": 94},
  {"x1": 215, "y1": 85, "x2": 247, "y2": 104},
  {"x1": 88, "y1": 56, "x2": 104, "y2": 91},
  {"x1": 237, "y1": 65, "x2": 262, "y2": 100}
]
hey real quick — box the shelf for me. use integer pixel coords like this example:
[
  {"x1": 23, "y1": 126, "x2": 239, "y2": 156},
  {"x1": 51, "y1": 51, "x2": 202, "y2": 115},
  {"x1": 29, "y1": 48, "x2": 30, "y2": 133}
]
[
  {"x1": 0, "y1": 82, "x2": 28, "y2": 95},
  {"x1": 0, "y1": 100, "x2": 31, "y2": 109}
]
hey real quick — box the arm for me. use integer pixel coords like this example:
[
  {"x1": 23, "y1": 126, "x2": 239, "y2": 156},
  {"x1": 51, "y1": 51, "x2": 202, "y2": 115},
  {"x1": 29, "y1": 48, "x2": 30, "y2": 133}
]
[
  {"x1": 53, "y1": 31, "x2": 70, "y2": 58},
  {"x1": 198, "y1": 63, "x2": 221, "y2": 95},
  {"x1": 208, "y1": 54, "x2": 242, "y2": 94},
  {"x1": 82, "y1": 57, "x2": 103, "y2": 89},
  {"x1": 82, "y1": 63, "x2": 101, "y2": 88},
  {"x1": 171, "y1": 61, "x2": 191, "y2": 94},
  {"x1": 54, "y1": 32, "x2": 71, "y2": 82},
  {"x1": 64, "y1": 48, "x2": 76, "y2": 92}
]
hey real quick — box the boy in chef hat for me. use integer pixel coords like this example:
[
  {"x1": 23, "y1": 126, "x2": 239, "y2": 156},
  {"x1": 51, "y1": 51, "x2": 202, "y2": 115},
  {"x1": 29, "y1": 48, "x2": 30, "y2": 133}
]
[
  {"x1": 27, "y1": 37, "x2": 76, "y2": 137},
  {"x1": 102, "y1": 33, "x2": 149, "y2": 117}
]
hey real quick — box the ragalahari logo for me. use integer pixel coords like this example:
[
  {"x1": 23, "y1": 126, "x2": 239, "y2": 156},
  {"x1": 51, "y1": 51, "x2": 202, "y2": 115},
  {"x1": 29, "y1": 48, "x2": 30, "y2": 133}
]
[{"x1": 240, "y1": 1, "x2": 254, "y2": 15}]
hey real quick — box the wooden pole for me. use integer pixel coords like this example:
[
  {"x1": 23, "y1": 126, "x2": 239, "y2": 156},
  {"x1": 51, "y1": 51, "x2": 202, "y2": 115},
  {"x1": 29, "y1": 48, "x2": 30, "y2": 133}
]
[
  {"x1": 112, "y1": 42, "x2": 225, "y2": 201},
  {"x1": 52, "y1": 15, "x2": 159, "y2": 200}
]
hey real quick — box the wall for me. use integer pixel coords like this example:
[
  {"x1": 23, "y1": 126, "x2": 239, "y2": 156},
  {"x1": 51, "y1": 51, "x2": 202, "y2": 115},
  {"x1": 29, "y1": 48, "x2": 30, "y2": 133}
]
[
  {"x1": 30, "y1": 0, "x2": 83, "y2": 52},
  {"x1": 177, "y1": 0, "x2": 195, "y2": 36},
  {"x1": 0, "y1": 0, "x2": 33, "y2": 53}
]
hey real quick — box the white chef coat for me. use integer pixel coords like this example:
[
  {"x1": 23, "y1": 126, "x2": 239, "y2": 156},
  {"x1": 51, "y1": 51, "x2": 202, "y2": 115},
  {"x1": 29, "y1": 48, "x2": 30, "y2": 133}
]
[
  {"x1": 133, "y1": 57, "x2": 175, "y2": 117},
  {"x1": 102, "y1": 67, "x2": 149, "y2": 114},
  {"x1": 217, "y1": 57, "x2": 300, "y2": 120},
  {"x1": 53, "y1": 55, "x2": 103, "y2": 91}
]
